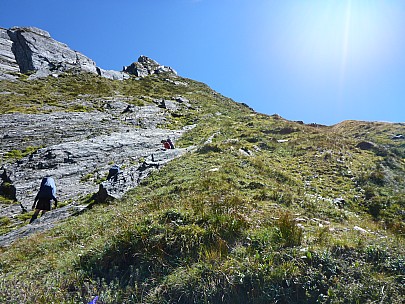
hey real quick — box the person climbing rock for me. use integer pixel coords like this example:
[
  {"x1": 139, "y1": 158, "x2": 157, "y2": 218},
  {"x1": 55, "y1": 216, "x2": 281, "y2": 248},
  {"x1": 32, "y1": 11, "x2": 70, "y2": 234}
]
[
  {"x1": 107, "y1": 164, "x2": 121, "y2": 182},
  {"x1": 161, "y1": 140, "x2": 171, "y2": 150},
  {"x1": 0, "y1": 166, "x2": 12, "y2": 184},
  {"x1": 167, "y1": 137, "x2": 175, "y2": 149},
  {"x1": 29, "y1": 176, "x2": 58, "y2": 224}
]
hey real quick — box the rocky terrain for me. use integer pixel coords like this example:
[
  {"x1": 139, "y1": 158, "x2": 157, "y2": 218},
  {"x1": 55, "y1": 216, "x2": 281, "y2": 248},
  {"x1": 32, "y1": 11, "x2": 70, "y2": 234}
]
[
  {"x1": 0, "y1": 104, "x2": 192, "y2": 246},
  {"x1": 0, "y1": 26, "x2": 191, "y2": 246}
]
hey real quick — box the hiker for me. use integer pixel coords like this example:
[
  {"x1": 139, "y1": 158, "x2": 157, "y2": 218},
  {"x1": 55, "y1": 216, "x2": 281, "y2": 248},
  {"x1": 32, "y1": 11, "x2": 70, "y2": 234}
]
[
  {"x1": 0, "y1": 167, "x2": 12, "y2": 184},
  {"x1": 167, "y1": 137, "x2": 175, "y2": 149},
  {"x1": 29, "y1": 176, "x2": 58, "y2": 223},
  {"x1": 107, "y1": 164, "x2": 120, "y2": 182},
  {"x1": 161, "y1": 140, "x2": 171, "y2": 150}
]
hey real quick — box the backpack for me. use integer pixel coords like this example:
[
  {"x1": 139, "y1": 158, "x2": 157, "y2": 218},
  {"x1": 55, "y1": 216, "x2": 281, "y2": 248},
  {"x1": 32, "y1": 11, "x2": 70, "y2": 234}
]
[
  {"x1": 37, "y1": 177, "x2": 56, "y2": 199},
  {"x1": 167, "y1": 138, "x2": 175, "y2": 149},
  {"x1": 107, "y1": 165, "x2": 120, "y2": 181}
]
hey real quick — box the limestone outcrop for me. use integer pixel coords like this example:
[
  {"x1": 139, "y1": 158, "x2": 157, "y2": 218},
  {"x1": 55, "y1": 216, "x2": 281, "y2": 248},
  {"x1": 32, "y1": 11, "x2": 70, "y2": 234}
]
[{"x1": 0, "y1": 26, "x2": 174, "y2": 80}]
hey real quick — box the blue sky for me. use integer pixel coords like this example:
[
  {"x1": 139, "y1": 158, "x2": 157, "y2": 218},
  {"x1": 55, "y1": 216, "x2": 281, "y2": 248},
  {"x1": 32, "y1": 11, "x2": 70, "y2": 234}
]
[{"x1": 1, "y1": 0, "x2": 405, "y2": 125}]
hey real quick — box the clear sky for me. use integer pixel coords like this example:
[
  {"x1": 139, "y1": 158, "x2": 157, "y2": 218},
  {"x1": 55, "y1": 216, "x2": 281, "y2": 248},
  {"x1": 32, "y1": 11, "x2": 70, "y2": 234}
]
[{"x1": 1, "y1": 0, "x2": 405, "y2": 125}]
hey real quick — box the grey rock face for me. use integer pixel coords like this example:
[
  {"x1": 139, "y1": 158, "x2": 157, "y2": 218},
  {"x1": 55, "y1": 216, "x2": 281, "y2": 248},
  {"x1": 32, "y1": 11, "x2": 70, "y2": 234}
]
[
  {"x1": 0, "y1": 101, "x2": 181, "y2": 205},
  {"x1": 392, "y1": 134, "x2": 404, "y2": 140},
  {"x1": 0, "y1": 28, "x2": 19, "y2": 74},
  {"x1": 0, "y1": 26, "x2": 97, "y2": 79},
  {"x1": 8, "y1": 27, "x2": 97, "y2": 76},
  {"x1": 97, "y1": 68, "x2": 130, "y2": 80},
  {"x1": 0, "y1": 27, "x2": 177, "y2": 81},
  {"x1": 123, "y1": 55, "x2": 177, "y2": 77},
  {"x1": 0, "y1": 145, "x2": 194, "y2": 247}
]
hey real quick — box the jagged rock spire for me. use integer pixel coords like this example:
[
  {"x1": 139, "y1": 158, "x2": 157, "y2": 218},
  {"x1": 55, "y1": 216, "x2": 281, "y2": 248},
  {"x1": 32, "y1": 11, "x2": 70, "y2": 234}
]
[{"x1": 123, "y1": 55, "x2": 177, "y2": 77}]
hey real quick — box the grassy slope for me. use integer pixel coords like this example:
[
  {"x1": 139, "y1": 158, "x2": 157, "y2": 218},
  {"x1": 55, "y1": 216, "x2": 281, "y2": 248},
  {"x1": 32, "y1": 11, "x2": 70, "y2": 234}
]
[{"x1": 0, "y1": 73, "x2": 404, "y2": 303}]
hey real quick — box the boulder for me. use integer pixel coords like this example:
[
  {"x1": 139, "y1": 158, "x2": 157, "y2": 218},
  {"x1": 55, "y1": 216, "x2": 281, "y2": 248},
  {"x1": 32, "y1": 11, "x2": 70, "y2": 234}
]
[
  {"x1": 333, "y1": 197, "x2": 346, "y2": 209},
  {"x1": 356, "y1": 141, "x2": 376, "y2": 151},
  {"x1": 0, "y1": 182, "x2": 16, "y2": 201},
  {"x1": 273, "y1": 127, "x2": 298, "y2": 135},
  {"x1": 174, "y1": 96, "x2": 192, "y2": 108},
  {"x1": 97, "y1": 67, "x2": 130, "y2": 80},
  {"x1": 391, "y1": 134, "x2": 404, "y2": 140}
]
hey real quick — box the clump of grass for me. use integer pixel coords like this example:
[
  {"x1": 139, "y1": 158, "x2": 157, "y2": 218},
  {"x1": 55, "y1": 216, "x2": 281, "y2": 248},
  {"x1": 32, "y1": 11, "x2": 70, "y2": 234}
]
[
  {"x1": 274, "y1": 212, "x2": 303, "y2": 247},
  {"x1": 0, "y1": 216, "x2": 12, "y2": 234},
  {"x1": 3, "y1": 145, "x2": 41, "y2": 161}
]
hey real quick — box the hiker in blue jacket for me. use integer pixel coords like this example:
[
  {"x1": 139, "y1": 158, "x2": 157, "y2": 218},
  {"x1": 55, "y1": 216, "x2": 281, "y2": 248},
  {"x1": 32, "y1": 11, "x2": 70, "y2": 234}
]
[{"x1": 29, "y1": 176, "x2": 58, "y2": 223}]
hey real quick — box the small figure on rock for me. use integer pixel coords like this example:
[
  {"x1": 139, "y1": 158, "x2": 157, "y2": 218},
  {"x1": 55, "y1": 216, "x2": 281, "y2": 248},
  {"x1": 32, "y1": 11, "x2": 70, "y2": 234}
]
[
  {"x1": 122, "y1": 104, "x2": 133, "y2": 114},
  {"x1": 167, "y1": 137, "x2": 175, "y2": 149},
  {"x1": 29, "y1": 176, "x2": 58, "y2": 224},
  {"x1": 107, "y1": 164, "x2": 121, "y2": 182},
  {"x1": 161, "y1": 140, "x2": 171, "y2": 150},
  {"x1": 0, "y1": 167, "x2": 17, "y2": 201},
  {"x1": 0, "y1": 166, "x2": 12, "y2": 184}
]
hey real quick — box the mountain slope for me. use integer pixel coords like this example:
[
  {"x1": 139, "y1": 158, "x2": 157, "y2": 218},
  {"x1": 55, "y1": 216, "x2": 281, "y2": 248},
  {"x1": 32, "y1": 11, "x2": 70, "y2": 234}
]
[
  {"x1": 0, "y1": 28, "x2": 404, "y2": 304},
  {"x1": 0, "y1": 72, "x2": 403, "y2": 303}
]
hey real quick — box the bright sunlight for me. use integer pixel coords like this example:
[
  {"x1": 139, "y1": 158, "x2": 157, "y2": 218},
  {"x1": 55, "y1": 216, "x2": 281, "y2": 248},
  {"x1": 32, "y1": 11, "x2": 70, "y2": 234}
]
[{"x1": 263, "y1": 0, "x2": 403, "y2": 86}]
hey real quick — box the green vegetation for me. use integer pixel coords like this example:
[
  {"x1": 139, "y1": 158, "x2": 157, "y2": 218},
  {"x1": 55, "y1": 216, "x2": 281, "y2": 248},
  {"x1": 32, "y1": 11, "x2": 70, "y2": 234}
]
[
  {"x1": 3, "y1": 145, "x2": 42, "y2": 161},
  {"x1": 1, "y1": 72, "x2": 201, "y2": 115},
  {"x1": 80, "y1": 171, "x2": 107, "y2": 184},
  {"x1": 0, "y1": 73, "x2": 404, "y2": 303},
  {"x1": 0, "y1": 216, "x2": 12, "y2": 235}
]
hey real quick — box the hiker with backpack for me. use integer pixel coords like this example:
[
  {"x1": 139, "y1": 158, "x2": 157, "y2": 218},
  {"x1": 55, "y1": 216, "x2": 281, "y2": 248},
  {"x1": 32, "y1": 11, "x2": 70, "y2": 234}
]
[
  {"x1": 106, "y1": 164, "x2": 120, "y2": 182},
  {"x1": 29, "y1": 176, "x2": 58, "y2": 224},
  {"x1": 167, "y1": 137, "x2": 175, "y2": 149},
  {"x1": 161, "y1": 140, "x2": 171, "y2": 150},
  {"x1": 161, "y1": 138, "x2": 175, "y2": 150}
]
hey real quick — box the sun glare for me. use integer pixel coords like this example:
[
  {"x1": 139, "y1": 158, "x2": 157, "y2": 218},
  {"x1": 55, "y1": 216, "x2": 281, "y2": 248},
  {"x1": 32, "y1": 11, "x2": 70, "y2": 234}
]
[{"x1": 262, "y1": 0, "x2": 403, "y2": 86}]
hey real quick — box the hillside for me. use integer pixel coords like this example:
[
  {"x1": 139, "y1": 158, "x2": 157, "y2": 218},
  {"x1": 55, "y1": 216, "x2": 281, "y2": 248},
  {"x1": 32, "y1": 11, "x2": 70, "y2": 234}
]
[{"x1": 0, "y1": 28, "x2": 404, "y2": 304}]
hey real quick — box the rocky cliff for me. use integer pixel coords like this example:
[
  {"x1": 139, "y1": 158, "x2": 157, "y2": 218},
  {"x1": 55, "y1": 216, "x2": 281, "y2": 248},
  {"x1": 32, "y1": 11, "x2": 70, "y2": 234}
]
[{"x1": 0, "y1": 26, "x2": 176, "y2": 80}]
